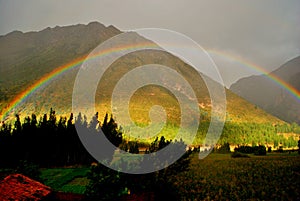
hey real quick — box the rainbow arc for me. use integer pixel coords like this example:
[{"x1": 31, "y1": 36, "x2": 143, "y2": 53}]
[{"x1": 0, "y1": 45, "x2": 299, "y2": 121}]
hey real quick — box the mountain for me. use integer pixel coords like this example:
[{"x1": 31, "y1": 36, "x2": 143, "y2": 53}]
[
  {"x1": 0, "y1": 22, "x2": 284, "y2": 129},
  {"x1": 0, "y1": 22, "x2": 120, "y2": 99},
  {"x1": 0, "y1": 22, "x2": 121, "y2": 115},
  {"x1": 230, "y1": 56, "x2": 300, "y2": 124}
]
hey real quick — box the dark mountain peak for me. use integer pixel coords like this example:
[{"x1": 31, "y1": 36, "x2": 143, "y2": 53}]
[
  {"x1": 41, "y1": 27, "x2": 52, "y2": 32},
  {"x1": 0, "y1": 22, "x2": 122, "y2": 59},
  {"x1": 230, "y1": 55, "x2": 300, "y2": 124},
  {"x1": 87, "y1": 21, "x2": 105, "y2": 28},
  {"x1": 107, "y1": 25, "x2": 120, "y2": 32},
  {"x1": 271, "y1": 55, "x2": 300, "y2": 79},
  {"x1": 1, "y1": 21, "x2": 118, "y2": 39},
  {"x1": 283, "y1": 55, "x2": 300, "y2": 66},
  {"x1": 5, "y1": 30, "x2": 23, "y2": 36},
  {"x1": 0, "y1": 30, "x2": 24, "y2": 39}
]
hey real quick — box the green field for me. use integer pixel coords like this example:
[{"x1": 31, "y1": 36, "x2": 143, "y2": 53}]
[
  {"x1": 169, "y1": 153, "x2": 300, "y2": 200},
  {"x1": 40, "y1": 167, "x2": 90, "y2": 194},
  {"x1": 39, "y1": 153, "x2": 300, "y2": 200}
]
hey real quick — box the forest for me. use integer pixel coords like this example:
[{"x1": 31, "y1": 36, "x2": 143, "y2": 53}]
[{"x1": 0, "y1": 108, "x2": 299, "y2": 169}]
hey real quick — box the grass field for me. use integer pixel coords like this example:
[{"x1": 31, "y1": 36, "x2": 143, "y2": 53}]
[
  {"x1": 38, "y1": 152, "x2": 300, "y2": 200},
  {"x1": 40, "y1": 167, "x2": 90, "y2": 194},
  {"x1": 169, "y1": 153, "x2": 300, "y2": 200}
]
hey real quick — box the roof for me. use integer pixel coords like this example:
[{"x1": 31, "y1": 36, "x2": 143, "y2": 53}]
[{"x1": 0, "y1": 173, "x2": 51, "y2": 201}]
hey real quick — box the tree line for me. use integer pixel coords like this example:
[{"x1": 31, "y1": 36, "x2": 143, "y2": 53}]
[
  {"x1": 0, "y1": 108, "x2": 191, "y2": 169},
  {"x1": 0, "y1": 108, "x2": 123, "y2": 167},
  {"x1": 217, "y1": 122, "x2": 299, "y2": 148},
  {"x1": 1, "y1": 107, "x2": 299, "y2": 169}
]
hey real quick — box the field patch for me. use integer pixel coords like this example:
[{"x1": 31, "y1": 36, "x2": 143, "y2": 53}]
[
  {"x1": 169, "y1": 153, "x2": 300, "y2": 200},
  {"x1": 40, "y1": 167, "x2": 89, "y2": 193}
]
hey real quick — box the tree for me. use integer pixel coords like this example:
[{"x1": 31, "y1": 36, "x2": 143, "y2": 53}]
[
  {"x1": 85, "y1": 136, "x2": 189, "y2": 200},
  {"x1": 0, "y1": 121, "x2": 13, "y2": 166},
  {"x1": 85, "y1": 163, "x2": 124, "y2": 200},
  {"x1": 217, "y1": 142, "x2": 231, "y2": 153},
  {"x1": 298, "y1": 138, "x2": 300, "y2": 154},
  {"x1": 158, "y1": 136, "x2": 169, "y2": 150},
  {"x1": 16, "y1": 160, "x2": 41, "y2": 181},
  {"x1": 101, "y1": 114, "x2": 122, "y2": 148},
  {"x1": 129, "y1": 141, "x2": 139, "y2": 154},
  {"x1": 12, "y1": 114, "x2": 23, "y2": 163},
  {"x1": 149, "y1": 137, "x2": 159, "y2": 153},
  {"x1": 89, "y1": 112, "x2": 99, "y2": 130},
  {"x1": 254, "y1": 145, "x2": 267, "y2": 156},
  {"x1": 13, "y1": 114, "x2": 22, "y2": 136}
]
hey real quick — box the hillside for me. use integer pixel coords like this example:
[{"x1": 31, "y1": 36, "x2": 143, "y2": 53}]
[
  {"x1": 0, "y1": 22, "x2": 121, "y2": 109},
  {"x1": 0, "y1": 23, "x2": 283, "y2": 126},
  {"x1": 230, "y1": 56, "x2": 300, "y2": 124}
]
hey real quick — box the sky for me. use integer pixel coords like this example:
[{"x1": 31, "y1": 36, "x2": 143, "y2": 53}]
[{"x1": 0, "y1": 0, "x2": 299, "y2": 87}]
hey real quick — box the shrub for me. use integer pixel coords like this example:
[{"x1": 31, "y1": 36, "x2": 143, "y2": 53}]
[
  {"x1": 16, "y1": 160, "x2": 41, "y2": 181},
  {"x1": 235, "y1": 146, "x2": 254, "y2": 154},
  {"x1": 268, "y1": 147, "x2": 272, "y2": 153},
  {"x1": 85, "y1": 164, "x2": 124, "y2": 200},
  {"x1": 253, "y1": 145, "x2": 267, "y2": 156},
  {"x1": 231, "y1": 151, "x2": 250, "y2": 158},
  {"x1": 216, "y1": 143, "x2": 231, "y2": 153}
]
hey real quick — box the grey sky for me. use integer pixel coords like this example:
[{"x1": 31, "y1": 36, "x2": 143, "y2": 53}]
[{"x1": 0, "y1": 0, "x2": 299, "y2": 87}]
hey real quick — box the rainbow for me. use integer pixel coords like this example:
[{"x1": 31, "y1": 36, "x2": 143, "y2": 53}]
[
  {"x1": 208, "y1": 49, "x2": 300, "y2": 101},
  {"x1": 0, "y1": 41, "x2": 157, "y2": 121},
  {"x1": 0, "y1": 55, "x2": 85, "y2": 122},
  {"x1": 0, "y1": 44, "x2": 299, "y2": 121}
]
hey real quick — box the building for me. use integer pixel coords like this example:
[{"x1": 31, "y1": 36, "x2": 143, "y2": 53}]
[{"x1": 0, "y1": 174, "x2": 52, "y2": 201}]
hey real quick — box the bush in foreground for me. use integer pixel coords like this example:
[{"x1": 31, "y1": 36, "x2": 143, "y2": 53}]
[
  {"x1": 253, "y1": 145, "x2": 267, "y2": 156},
  {"x1": 231, "y1": 151, "x2": 250, "y2": 158}
]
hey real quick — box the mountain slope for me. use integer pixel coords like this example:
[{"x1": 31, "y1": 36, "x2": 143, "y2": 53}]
[
  {"x1": 0, "y1": 22, "x2": 121, "y2": 104},
  {"x1": 230, "y1": 56, "x2": 300, "y2": 124},
  {"x1": 0, "y1": 22, "x2": 284, "y2": 126}
]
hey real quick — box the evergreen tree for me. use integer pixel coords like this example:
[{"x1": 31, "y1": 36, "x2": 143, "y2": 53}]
[
  {"x1": 101, "y1": 114, "x2": 122, "y2": 148},
  {"x1": 298, "y1": 138, "x2": 300, "y2": 154},
  {"x1": 217, "y1": 142, "x2": 231, "y2": 153},
  {"x1": 129, "y1": 141, "x2": 139, "y2": 154}
]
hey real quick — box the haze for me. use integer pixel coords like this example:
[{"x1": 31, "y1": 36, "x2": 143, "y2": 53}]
[{"x1": 0, "y1": 0, "x2": 299, "y2": 87}]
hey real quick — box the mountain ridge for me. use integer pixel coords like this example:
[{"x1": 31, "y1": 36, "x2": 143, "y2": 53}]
[
  {"x1": 0, "y1": 22, "x2": 284, "y2": 126},
  {"x1": 230, "y1": 56, "x2": 300, "y2": 124}
]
